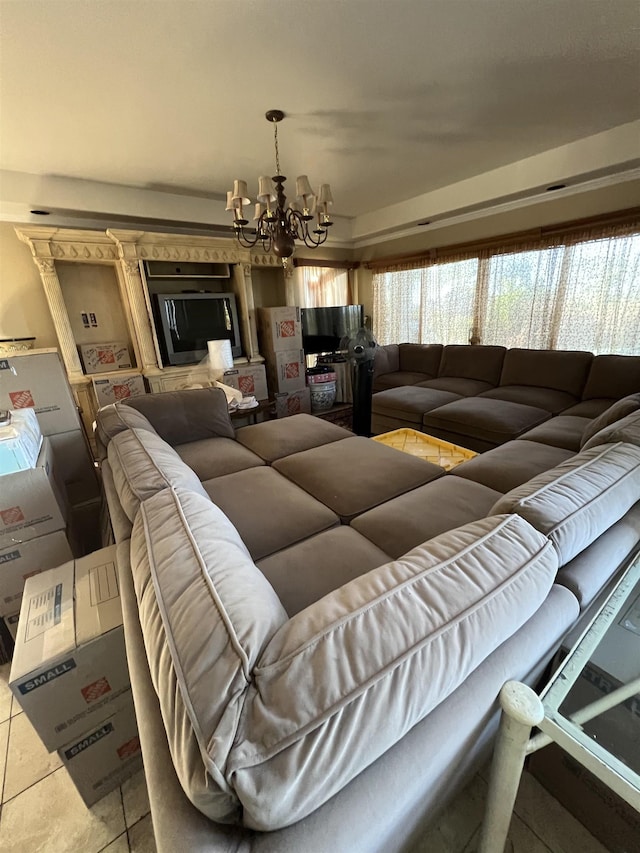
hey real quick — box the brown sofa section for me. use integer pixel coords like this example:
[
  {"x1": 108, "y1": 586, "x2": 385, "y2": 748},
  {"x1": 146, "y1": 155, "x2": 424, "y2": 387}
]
[
  {"x1": 479, "y1": 348, "x2": 593, "y2": 414},
  {"x1": 417, "y1": 344, "x2": 506, "y2": 396},
  {"x1": 421, "y1": 398, "x2": 551, "y2": 453},
  {"x1": 553, "y1": 354, "x2": 640, "y2": 417}
]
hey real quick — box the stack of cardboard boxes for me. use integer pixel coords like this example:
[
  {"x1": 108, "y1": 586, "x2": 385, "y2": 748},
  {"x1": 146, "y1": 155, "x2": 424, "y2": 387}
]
[
  {"x1": 256, "y1": 307, "x2": 311, "y2": 417},
  {"x1": 79, "y1": 341, "x2": 147, "y2": 409},
  {"x1": 9, "y1": 547, "x2": 141, "y2": 806},
  {"x1": 0, "y1": 349, "x2": 102, "y2": 650}
]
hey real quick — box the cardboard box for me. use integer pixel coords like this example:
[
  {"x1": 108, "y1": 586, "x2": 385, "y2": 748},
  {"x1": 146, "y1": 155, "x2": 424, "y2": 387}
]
[
  {"x1": 0, "y1": 350, "x2": 81, "y2": 435},
  {"x1": 79, "y1": 342, "x2": 132, "y2": 374},
  {"x1": 0, "y1": 437, "x2": 67, "y2": 547},
  {"x1": 529, "y1": 745, "x2": 640, "y2": 853},
  {"x1": 275, "y1": 388, "x2": 311, "y2": 418},
  {"x1": 92, "y1": 373, "x2": 146, "y2": 408},
  {"x1": 4, "y1": 611, "x2": 19, "y2": 642},
  {"x1": 222, "y1": 364, "x2": 269, "y2": 401},
  {"x1": 0, "y1": 529, "x2": 73, "y2": 617},
  {"x1": 9, "y1": 546, "x2": 131, "y2": 751},
  {"x1": 58, "y1": 695, "x2": 142, "y2": 806},
  {"x1": 257, "y1": 307, "x2": 302, "y2": 353},
  {"x1": 265, "y1": 348, "x2": 306, "y2": 395},
  {"x1": 0, "y1": 407, "x2": 43, "y2": 475},
  {"x1": 49, "y1": 429, "x2": 100, "y2": 505}
]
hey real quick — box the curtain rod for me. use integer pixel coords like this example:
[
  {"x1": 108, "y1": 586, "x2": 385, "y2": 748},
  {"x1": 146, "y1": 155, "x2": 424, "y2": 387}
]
[
  {"x1": 364, "y1": 206, "x2": 640, "y2": 270},
  {"x1": 293, "y1": 258, "x2": 360, "y2": 269}
]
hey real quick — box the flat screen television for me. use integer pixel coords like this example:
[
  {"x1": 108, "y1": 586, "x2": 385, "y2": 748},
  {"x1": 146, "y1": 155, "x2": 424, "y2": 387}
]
[
  {"x1": 153, "y1": 292, "x2": 242, "y2": 366},
  {"x1": 301, "y1": 305, "x2": 365, "y2": 354}
]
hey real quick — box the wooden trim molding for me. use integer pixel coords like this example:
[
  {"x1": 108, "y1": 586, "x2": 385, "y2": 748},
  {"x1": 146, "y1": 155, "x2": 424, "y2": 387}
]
[
  {"x1": 364, "y1": 206, "x2": 640, "y2": 271},
  {"x1": 293, "y1": 257, "x2": 360, "y2": 269}
]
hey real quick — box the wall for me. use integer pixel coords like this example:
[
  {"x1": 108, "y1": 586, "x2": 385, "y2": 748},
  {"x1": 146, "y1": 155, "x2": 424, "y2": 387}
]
[
  {"x1": 355, "y1": 179, "x2": 640, "y2": 328},
  {"x1": 0, "y1": 221, "x2": 58, "y2": 347}
]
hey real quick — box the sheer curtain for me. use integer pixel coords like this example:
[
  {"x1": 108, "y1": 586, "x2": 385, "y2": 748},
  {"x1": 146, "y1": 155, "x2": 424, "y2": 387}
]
[
  {"x1": 373, "y1": 257, "x2": 477, "y2": 345},
  {"x1": 295, "y1": 265, "x2": 349, "y2": 308},
  {"x1": 372, "y1": 226, "x2": 640, "y2": 354}
]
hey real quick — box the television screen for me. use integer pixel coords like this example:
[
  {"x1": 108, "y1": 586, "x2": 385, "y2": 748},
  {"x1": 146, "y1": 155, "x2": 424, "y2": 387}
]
[
  {"x1": 153, "y1": 292, "x2": 241, "y2": 365},
  {"x1": 301, "y1": 305, "x2": 365, "y2": 354}
]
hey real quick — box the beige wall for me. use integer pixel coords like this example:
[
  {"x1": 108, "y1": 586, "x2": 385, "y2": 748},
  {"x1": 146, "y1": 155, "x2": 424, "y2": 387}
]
[{"x1": 0, "y1": 222, "x2": 58, "y2": 347}]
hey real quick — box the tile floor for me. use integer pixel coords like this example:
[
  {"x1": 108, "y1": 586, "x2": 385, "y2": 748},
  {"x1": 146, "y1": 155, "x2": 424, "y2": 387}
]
[{"x1": 0, "y1": 661, "x2": 611, "y2": 853}]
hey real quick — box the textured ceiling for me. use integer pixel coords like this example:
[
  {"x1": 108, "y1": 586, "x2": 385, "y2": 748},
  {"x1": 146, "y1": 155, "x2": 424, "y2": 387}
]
[{"x1": 1, "y1": 0, "x2": 639, "y2": 218}]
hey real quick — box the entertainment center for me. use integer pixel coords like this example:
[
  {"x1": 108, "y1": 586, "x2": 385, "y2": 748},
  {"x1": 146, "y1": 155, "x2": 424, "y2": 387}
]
[{"x1": 15, "y1": 226, "x2": 291, "y2": 448}]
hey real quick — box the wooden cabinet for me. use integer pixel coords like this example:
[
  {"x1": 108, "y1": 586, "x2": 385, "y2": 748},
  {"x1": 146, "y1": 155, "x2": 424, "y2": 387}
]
[{"x1": 16, "y1": 226, "x2": 289, "y2": 453}]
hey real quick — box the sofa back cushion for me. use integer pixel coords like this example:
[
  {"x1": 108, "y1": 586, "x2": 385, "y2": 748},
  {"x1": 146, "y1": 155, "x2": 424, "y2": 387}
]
[
  {"x1": 580, "y1": 393, "x2": 640, "y2": 448},
  {"x1": 438, "y1": 345, "x2": 506, "y2": 384},
  {"x1": 130, "y1": 487, "x2": 287, "y2": 823},
  {"x1": 373, "y1": 344, "x2": 399, "y2": 378},
  {"x1": 124, "y1": 387, "x2": 234, "y2": 445},
  {"x1": 581, "y1": 354, "x2": 640, "y2": 401},
  {"x1": 229, "y1": 514, "x2": 558, "y2": 829},
  {"x1": 398, "y1": 343, "x2": 443, "y2": 376},
  {"x1": 491, "y1": 442, "x2": 640, "y2": 564},
  {"x1": 499, "y1": 348, "x2": 592, "y2": 396},
  {"x1": 108, "y1": 428, "x2": 209, "y2": 521},
  {"x1": 581, "y1": 410, "x2": 640, "y2": 452}
]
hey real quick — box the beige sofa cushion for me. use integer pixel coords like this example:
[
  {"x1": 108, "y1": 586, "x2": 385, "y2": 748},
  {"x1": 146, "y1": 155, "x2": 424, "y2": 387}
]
[
  {"x1": 131, "y1": 487, "x2": 287, "y2": 823},
  {"x1": 491, "y1": 442, "x2": 640, "y2": 564},
  {"x1": 229, "y1": 514, "x2": 558, "y2": 830},
  {"x1": 95, "y1": 402, "x2": 158, "y2": 448},
  {"x1": 579, "y1": 392, "x2": 640, "y2": 448},
  {"x1": 108, "y1": 428, "x2": 209, "y2": 521},
  {"x1": 125, "y1": 387, "x2": 235, "y2": 444},
  {"x1": 581, "y1": 410, "x2": 640, "y2": 452}
]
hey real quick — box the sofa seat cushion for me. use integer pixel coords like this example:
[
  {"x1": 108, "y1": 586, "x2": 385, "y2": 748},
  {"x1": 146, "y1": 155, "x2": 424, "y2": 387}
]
[
  {"x1": 417, "y1": 377, "x2": 494, "y2": 396},
  {"x1": 518, "y1": 416, "x2": 592, "y2": 452},
  {"x1": 579, "y1": 392, "x2": 640, "y2": 448},
  {"x1": 273, "y1": 436, "x2": 444, "y2": 522},
  {"x1": 582, "y1": 410, "x2": 640, "y2": 452},
  {"x1": 478, "y1": 385, "x2": 578, "y2": 414},
  {"x1": 202, "y1": 467, "x2": 339, "y2": 560},
  {"x1": 125, "y1": 387, "x2": 235, "y2": 444},
  {"x1": 373, "y1": 371, "x2": 436, "y2": 391},
  {"x1": 108, "y1": 427, "x2": 209, "y2": 522},
  {"x1": 422, "y1": 398, "x2": 550, "y2": 447},
  {"x1": 561, "y1": 399, "x2": 615, "y2": 418},
  {"x1": 235, "y1": 413, "x2": 351, "y2": 463},
  {"x1": 371, "y1": 387, "x2": 461, "y2": 425},
  {"x1": 556, "y1": 502, "x2": 640, "y2": 609},
  {"x1": 229, "y1": 514, "x2": 558, "y2": 830},
  {"x1": 492, "y1": 442, "x2": 640, "y2": 564},
  {"x1": 256, "y1": 527, "x2": 390, "y2": 616},
  {"x1": 351, "y1": 477, "x2": 501, "y2": 558},
  {"x1": 451, "y1": 440, "x2": 573, "y2": 493},
  {"x1": 130, "y1": 487, "x2": 288, "y2": 824},
  {"x1": 175, "y1": 437, "x2": 265, "y2": 481}
]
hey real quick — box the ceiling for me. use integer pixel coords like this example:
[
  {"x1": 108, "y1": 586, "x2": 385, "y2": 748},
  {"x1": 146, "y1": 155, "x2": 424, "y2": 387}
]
[{"x1": 1, "y1": 0, "x2": 639, "y2": 241}]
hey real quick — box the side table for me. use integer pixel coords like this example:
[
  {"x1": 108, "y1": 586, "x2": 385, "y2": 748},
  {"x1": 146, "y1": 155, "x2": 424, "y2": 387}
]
[{"x1": 478, "y1": 552, "x2": 640, "y2": 852}]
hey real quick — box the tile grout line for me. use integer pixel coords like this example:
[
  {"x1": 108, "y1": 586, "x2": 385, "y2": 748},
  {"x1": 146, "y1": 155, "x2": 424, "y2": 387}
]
[
  {"x1": 0, "y1": 712, "x2": 12, "y2": 806},
  {"x1": 119, "y1": 784, "x2": 133, "y2": 852}
]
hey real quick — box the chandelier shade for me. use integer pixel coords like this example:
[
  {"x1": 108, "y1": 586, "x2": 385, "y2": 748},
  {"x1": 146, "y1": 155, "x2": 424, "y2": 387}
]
[{"x1": 227, "y1": 110, "x2": 333, "y2": 260}]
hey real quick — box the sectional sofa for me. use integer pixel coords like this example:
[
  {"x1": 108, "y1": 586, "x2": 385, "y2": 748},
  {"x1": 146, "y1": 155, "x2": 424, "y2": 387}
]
[
  {"x1": 372, "y1": 343, "x2": 640, "y2": 452},
  {"x1": 96, "y1": 386, "x2": 640, "y2": 853}
]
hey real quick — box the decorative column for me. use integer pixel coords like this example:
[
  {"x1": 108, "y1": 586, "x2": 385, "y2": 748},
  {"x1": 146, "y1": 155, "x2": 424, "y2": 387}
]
[{"x1": 234, "y1": 262, "x2": 262, "y2": 362}]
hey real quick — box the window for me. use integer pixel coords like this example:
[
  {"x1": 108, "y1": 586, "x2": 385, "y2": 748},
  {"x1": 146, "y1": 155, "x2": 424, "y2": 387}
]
[
  {"x1": 295, "y1": 265, "x2": 349, "y2": 308},
  {"x1": 372, "y1": 227, "x2": 640, "y2": 354}
]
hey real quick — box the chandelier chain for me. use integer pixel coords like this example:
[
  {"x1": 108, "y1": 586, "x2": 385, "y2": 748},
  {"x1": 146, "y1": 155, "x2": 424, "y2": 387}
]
[{"x1": 273, "y1": 121, "x2": 281, "y2": 177}]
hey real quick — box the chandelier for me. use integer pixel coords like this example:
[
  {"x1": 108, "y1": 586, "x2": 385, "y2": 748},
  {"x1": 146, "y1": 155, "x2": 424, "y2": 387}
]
[{"x1": 226, "y1": 110, "x2": 333, "y2": 260}]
